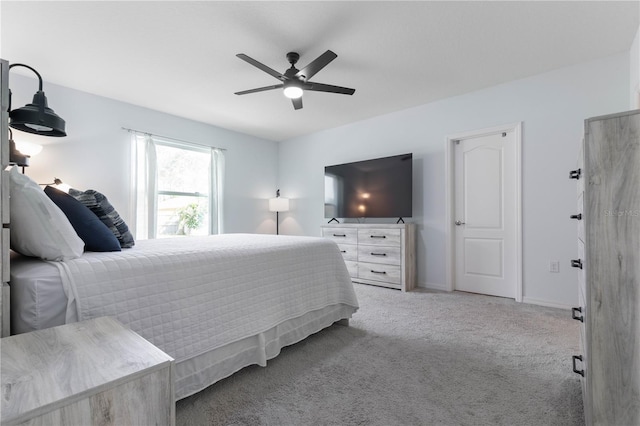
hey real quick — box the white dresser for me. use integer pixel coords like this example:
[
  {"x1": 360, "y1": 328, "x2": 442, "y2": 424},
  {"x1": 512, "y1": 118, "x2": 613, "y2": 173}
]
[
  {"x1": 322, "y1": 223, "x2": 416, "y2": 292},
  {"x1": 570, "y1": 109, "x2": 640, "y2": 426},
  {"x1": 1, "y1": 316, "x2": 175, "y2": 426}
]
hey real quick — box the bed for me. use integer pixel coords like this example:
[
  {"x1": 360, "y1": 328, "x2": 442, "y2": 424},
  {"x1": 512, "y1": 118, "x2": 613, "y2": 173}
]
[{"x1": 9, "y1": 233, "x2": 359, "y2": 400}]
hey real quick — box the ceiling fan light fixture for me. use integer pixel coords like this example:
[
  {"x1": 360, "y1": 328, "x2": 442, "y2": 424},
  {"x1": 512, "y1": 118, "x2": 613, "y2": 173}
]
[
  {"x1": 235, "y1": 50, "x2": 354, "y2": 109},
  {"x1": 283, "y1": 85, "x2": 303, "y2": 99}
]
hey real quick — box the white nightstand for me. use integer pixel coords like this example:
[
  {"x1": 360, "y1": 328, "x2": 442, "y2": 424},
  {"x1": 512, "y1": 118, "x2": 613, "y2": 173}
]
[{"x1": 1, "y1": 316, "x2": 175, "y2": 425}]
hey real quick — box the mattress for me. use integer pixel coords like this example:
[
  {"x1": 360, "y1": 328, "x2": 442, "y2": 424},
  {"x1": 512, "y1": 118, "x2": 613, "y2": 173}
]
[
  {"x1": 9, "y1": 234, "x2": 359, "y2": 399},
  {"x1": 10, "y1": 251, "x2": 67, "y2": 334}
]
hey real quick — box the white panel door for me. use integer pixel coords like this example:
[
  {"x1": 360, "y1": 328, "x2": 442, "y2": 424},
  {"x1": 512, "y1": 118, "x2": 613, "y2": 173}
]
[{"x1": 454, "y1": 131, "x2": 516, "y2": 298}]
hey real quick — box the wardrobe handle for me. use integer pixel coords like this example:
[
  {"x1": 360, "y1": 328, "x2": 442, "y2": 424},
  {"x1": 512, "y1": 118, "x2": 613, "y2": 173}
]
[
  {"x1": 569, "y1": 169, "x2": 582, "y2": 180},
  {"x1": 572, "y1": 355, "x2": 585, "y2": 377},
  {"x1": 333, "y1": 234, "x2": 346, "y2": 237},
  {"x1": 571, "y1": 259, "x2": 583, "y2": 269},
  {"x1": 370, "y1": 253, "x2": 387, "y2": 256},
  {"x1": 370, "y1": 270, "x2": 387, "y2": 275},
  {"x1": 570, "y1": 214, "x2": 582, "y2": 220},
  {"x1": 370, "y1": 235, "x2": 386, "y2": 239},
  {"x1": 571, "y1": 307, "x2": 584, "y2": 322}
]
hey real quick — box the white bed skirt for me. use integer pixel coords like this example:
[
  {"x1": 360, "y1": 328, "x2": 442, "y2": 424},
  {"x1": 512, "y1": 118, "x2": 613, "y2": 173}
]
[{"x1": 177, "y1": 304, "x2": 354, "y2": 399}]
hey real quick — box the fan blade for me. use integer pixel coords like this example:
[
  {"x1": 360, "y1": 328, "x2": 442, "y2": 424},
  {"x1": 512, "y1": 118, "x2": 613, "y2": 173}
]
[
  {"x1": 305, "y1": 82, "x2": 355, "y2": 95},
  {"x1": 236, "y1": 54, "x2": 286, "y2": 81},
  {"x1": 235, "y1": 84, "x2": 283, "y2": 95},
  {"x1": 292, "y1": 97, "x2": 303, "y2": 110},
  {"x1": 296, "y1": 50, "x2": 337, "y2": 80}
]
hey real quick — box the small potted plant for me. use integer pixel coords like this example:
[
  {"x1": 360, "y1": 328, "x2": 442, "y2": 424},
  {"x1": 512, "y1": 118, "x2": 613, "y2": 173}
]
[{"x1": 177, "y1": 203, "x2": 204, "y2": 235}]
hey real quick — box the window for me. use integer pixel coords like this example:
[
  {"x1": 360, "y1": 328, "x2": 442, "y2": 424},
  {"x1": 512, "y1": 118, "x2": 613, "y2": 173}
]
[
  {"x1": 132, "y1": 133, "x2": 224, "y2": 239},
  {"x1": 324, "y1": 173, "x2": 341, "y2": 218}
]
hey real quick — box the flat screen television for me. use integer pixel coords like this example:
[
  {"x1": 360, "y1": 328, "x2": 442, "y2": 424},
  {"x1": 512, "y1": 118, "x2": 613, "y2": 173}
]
[{"x1": 324, "y1": 153, "x2": 413, "y2": 219}]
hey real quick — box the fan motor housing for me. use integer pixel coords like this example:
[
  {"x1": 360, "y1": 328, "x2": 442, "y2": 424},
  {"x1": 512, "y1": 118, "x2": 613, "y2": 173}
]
[{"x1": 286, "y1": 52, "x2": 300, "y2": 65}]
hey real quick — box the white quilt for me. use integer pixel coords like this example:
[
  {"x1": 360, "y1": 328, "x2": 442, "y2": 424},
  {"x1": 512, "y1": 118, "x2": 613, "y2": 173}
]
[{"x1": 54, "y1": 234, "x2": 359, "y2": 364}]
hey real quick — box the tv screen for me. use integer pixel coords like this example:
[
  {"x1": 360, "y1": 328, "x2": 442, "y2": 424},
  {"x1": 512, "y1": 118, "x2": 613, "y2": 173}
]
[{"x1": 324, "y1": 153, "x2": 413, "y2": 219}]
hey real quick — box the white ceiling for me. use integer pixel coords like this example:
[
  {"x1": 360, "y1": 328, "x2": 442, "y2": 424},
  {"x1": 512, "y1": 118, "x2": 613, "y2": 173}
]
[{"x1": 1, "y1": 1, "x2": 638, "y2": 142}]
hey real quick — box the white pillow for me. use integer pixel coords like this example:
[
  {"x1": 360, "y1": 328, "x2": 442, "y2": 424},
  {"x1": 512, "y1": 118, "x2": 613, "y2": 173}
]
[{"x1": 9, "y1": 166, "x2": 84, "y2": 261}]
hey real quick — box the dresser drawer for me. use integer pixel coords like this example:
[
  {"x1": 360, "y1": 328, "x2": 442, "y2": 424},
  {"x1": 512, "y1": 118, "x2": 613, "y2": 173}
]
[
  {"x1": 577, "y1": 192, "x2": 584, "y2": 243},
  {"x1": 336, "y1": 243, "x2": 357, "y2": 262},
  {"x1": 577, "y1": 239, "x2": 585, "y2": 293},
  {"x1": 344, "y1": 260, "x2": 358, "y2": 278},
  {"x1": 323, "y1": 227, "x2": 357, "y2": 245},
  {"x1": 358, "y1": 262, "x2": 402, "y2": 284},
  {"x1": 358, "y1": 228, "x2": 401, "y2": 246},
  {"x1": 357, "y1": 245, "x2": 401, "y2": 265},
  {"x1": 1, "y1": 228, "x2": 8, "y2": 283},
  {"x1": 578, "y1": 280, "x2": 586, "y2": 336}
]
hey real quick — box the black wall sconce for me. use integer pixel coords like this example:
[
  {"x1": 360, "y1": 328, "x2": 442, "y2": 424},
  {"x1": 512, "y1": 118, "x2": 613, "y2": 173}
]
[{"x1": 8, "y1": 63, "x2": 66, "y2": 137}]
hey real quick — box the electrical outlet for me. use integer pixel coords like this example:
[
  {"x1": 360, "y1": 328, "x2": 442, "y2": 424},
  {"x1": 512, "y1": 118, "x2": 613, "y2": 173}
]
[{"x1": 549, "y1": 261, "x2": 560, "y2": 273}]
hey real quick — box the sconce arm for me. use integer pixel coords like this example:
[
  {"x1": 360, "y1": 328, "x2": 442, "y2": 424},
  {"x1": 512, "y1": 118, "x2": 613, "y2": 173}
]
[{"x1": 9, "y1": 63, "x2": 44, "y2": 91}]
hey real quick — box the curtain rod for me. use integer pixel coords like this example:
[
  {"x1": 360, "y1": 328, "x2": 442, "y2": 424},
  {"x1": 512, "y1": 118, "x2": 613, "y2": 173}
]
[{"x1": 122, "y1": 127, "x2": 227, "y2": 151}]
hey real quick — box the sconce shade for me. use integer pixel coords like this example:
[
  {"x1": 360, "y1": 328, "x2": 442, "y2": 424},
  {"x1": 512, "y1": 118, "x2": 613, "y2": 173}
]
[
  {"x1": 10, "y1": 91, "x2": 66, "y2": 137},
  {"x1": 269, "y1": 197, "x2": 290, "y2": 212},
  {"x1": 9, "y1": 139, "x2": 29, "y2": 167},
  {"x1": 8, "y1": 63, "x2": 66, "y2": 137},
  {"x1": 14, "y1": 140, "x2": 43, "y2": 157}
]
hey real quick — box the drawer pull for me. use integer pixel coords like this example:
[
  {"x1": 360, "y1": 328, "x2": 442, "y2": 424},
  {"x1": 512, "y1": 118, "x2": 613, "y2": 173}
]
[
  {"x1": 370, "y1": 235, "x2": 386, "y2": 239},
  {"x1": 340, "y1": 250, "x2": 347, "y2": 253},
  {"x1": 371, "y1": 252, "x2": 387, "y2": 256},
  {"x1": 370, "y1": 270, "x2": 387, "y2": 275},
  {"x1": 571, "y1": 259, "x2": 583, "y2": 269},
  {"x1": 333, "y1": 234, "x2": 346, "y2": 237},
  {"x1": 571, "y1": 307, "x2": 584, "y2": 322},
  {"x1": 570, "y1": 213, "x2": 582, "y2": 220},
  {"x1": 569, "y1": 169, "x2": 582, "y2": 180},
  {"x1": 572, "y1": 355, "x2": 585, "y2": 377}
]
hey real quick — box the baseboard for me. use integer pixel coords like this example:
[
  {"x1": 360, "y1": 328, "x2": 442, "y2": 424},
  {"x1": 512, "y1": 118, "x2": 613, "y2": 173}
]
[
  {"x1": 522, "y1": 297, "x2": 572, "y2": 310},
  {"x1": 415, "y1": 285, "x2": 573, "y2": 310},
  {"x1": 417, "y1": 282, "x2": 449, "y2": 292}
]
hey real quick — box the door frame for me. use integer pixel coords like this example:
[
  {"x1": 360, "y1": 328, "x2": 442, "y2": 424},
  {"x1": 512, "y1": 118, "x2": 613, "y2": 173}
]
[{"x1": 444, "y1": 122, "x2": 523, "y2": 302}]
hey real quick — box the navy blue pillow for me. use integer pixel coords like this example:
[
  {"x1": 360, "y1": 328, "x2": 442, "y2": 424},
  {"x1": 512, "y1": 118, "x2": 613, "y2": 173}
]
[{"x1": 44, "y1": 186, "x2": 121, "y2": 252}]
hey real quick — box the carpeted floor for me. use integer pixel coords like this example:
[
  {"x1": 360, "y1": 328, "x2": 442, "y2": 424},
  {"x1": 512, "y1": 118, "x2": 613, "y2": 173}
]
[{"x1": 176, "y1": 284, "x2": 584, "y2": 426}]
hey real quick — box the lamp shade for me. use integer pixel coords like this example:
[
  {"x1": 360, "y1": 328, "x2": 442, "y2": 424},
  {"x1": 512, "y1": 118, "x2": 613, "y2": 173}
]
[
  {"x1": 8, "y1": 63, "x2": 67, "y2": 137},
  {"x1": 14, "y1": 140, "x2": 43, "y2": 157},
  {"x1": 9, "y1": 139, "x2": 29, "y2": 167},
  {"x1": 10, "y1": 91, "x2": 66, "y2": 137},
  {"x1": 269, "y1": 197, "x2": 290, "y2": 212}
]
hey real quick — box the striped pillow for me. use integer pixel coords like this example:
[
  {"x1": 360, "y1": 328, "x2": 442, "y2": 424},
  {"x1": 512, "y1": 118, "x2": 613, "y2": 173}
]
[{"x1": 68, "y1": 188, "x2": 135, "y2": 248}]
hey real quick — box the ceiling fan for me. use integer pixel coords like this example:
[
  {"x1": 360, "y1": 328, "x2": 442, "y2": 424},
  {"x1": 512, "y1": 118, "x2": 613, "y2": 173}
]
[{"x1": 234, "y1": 50, "x2": 355, "y2": 110}]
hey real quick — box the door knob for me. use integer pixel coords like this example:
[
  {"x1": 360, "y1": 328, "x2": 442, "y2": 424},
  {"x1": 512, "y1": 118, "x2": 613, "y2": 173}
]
[{"x1": 455, "y1": 220, "x2": 466, "y2": 226}]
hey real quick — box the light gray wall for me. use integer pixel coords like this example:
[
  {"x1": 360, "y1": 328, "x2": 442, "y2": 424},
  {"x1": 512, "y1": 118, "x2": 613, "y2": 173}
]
[
  {"x1": 631, "y1": 25, "x2": 639, "y2": 108},
  {"x1": 278, "y1": 52, "x2": 630, "y2": 308},
  {"x1": 9, "y1": 74, "x2": 279, "y2": 235}
]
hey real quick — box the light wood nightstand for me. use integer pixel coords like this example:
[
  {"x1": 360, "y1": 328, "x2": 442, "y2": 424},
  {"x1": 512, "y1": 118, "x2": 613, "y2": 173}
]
[{"x1": 1, "y1": 316, "x2": 175, "y2": 426}]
